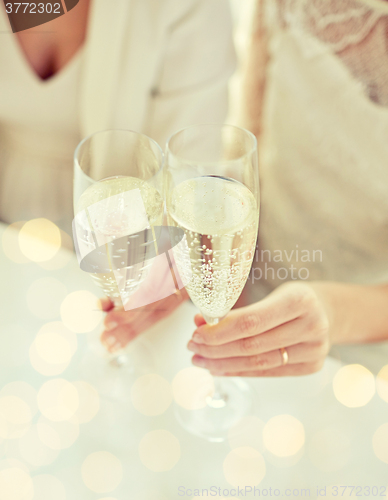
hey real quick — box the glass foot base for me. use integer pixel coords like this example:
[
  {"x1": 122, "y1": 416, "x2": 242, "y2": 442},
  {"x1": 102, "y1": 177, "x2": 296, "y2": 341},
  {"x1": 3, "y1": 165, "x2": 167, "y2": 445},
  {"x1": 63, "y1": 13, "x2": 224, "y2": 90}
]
[{"x1": 175, "y1": 377, "x2": 255, "y2": 442}]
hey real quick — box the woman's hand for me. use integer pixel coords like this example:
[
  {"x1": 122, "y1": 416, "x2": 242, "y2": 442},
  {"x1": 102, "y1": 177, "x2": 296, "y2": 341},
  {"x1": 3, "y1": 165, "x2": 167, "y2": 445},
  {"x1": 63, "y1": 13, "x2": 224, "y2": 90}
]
[
  {"x1": 188, "y1": 282, "x2": 333, "y2": 377},
  {"x1": 99, "y1": 254, "x2": 189, "y2": 352},
  {"x1": 100, "y1": 289, "x2": 189, "y2": 352}
]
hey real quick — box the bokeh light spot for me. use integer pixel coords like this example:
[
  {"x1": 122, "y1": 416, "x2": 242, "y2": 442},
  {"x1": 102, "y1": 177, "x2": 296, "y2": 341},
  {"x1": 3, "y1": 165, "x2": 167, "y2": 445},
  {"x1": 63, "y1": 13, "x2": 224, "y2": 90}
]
[
  {"x1": 60, "y1": 291, "x2": 103, "y2": 333},
  {"x1": 37, "y1": 416, "x2": 79, "y2": 450},
  {"x1": 172, "y1": 367, "x2": 215, "y2": 410},
  {"x1": 31, "y1": 475, "x2": 66, "y2": 500},
  {"x1": 19, "y1": 219, "x2": 61, "y2": 262},
  {"x1": 18, "y1": 426, "x2": 59, "y2": 467},
  {"x1": 29, "y1": 322, "x2": 77, "y2": 376},
  {"x1": 263, "y1": 415, "x2": 305, "y2": 457},
  {"x1": 26, "y1": 278, "x2": 67, "y2": 320},
  {"x1": 139, "y1": 430, "x2": 180, "y2": 472},
  {"x1": 0, "y1": 397, "x2": 32, "y2": 440},
  {"x1": 372, "y1": 423, "x2": 388, "y2": 464},
  {"x1": 81, "y1": 452, "x2": 123, "y2": 494},
  {"x1": 333, "y1": 364, "x2": 375, "y2": 408},
  {"x1": 223, "y1": 446, "x2": 265, "y2": 487},
  {"x1": 0, "y1": 467, "x2": 34, "y2": 500},
  {"x1": 37, "y1": 230, "x2": 73, "y2": 270},
  {"x1": 72, "y1": 382, "x2": 100, "y2": 424},
  {"x1": 1, "y1": 222, "x2": 30, "y2": 263},
  {"x1": 130, "y1": 374, "x2": 172, "y2": 416},
  {"x1": 376, "y1": 365, "x2": 388, "y2": 403},
  {"x1": 37, "y1": 380, "x2": 79, "y2": 422}
]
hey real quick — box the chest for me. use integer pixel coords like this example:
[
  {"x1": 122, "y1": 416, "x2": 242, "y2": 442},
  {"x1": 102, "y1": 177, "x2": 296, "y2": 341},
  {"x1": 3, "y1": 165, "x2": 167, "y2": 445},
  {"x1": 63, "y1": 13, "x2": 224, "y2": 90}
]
[{"x1": 6, "y1": 0, "x2": 90, "y2": 80}]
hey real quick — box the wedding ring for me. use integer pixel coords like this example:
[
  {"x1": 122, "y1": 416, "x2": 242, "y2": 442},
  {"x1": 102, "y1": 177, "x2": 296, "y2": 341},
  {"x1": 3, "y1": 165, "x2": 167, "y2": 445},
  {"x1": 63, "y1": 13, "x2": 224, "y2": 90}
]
[{"x1": 280, "y1": 347, "x2": 289, "y2": 366}]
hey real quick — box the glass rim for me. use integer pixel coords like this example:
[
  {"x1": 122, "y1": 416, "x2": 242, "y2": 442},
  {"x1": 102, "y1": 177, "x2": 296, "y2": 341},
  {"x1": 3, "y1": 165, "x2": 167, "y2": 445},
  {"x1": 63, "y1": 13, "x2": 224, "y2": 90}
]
[
  {"x1": 74, "y1": 128, "x2": 165, "y2": 182},
  {"x1": 165, "y1": 123, "x2": 258, "y2": 164}
]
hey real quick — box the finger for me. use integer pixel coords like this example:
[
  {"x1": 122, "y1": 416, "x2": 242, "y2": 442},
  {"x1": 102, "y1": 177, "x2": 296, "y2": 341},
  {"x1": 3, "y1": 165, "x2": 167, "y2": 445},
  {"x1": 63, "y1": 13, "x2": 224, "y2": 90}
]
[
  {"x1": 221, "y1": 362, "x2": 324, "y2": 377},
  {"x1": 194, "y1": 314, "x2": 206, "y2": 328},
  {"x1": 101, "y1": 291, "x2": 186, "y2": 350},
  {"x1": 188, "y1": 316, "x2": 327, "y2": 359},
  {"x1": 104, "y1": 286, "x2": 188, "y2": 330},
  {"x1": 191, "y1": 284, "x2": 315, "y2": 346},
  {"x1": 98, "y1": 297, "x2": 114, "y2": 312},
  {"x1": 192, "y1": 342, "x2": 326, "y2": 373}
]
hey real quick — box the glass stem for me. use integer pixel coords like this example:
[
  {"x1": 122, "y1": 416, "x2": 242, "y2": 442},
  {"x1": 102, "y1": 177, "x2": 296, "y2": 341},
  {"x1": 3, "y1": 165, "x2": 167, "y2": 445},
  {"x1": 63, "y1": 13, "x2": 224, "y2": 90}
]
[
  {"x1": 107, "y1": 296, "x2": 131, "y2": 369},
  {"x1": 203, "y1": 315, "x2": 228, "y2": 409}
]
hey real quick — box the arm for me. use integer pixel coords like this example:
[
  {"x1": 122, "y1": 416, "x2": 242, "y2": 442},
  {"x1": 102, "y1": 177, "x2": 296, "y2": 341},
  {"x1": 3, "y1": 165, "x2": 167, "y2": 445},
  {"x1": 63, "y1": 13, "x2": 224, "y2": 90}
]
[{"x1": 186, "y1": 281, "x2": 388, "y2": 377}]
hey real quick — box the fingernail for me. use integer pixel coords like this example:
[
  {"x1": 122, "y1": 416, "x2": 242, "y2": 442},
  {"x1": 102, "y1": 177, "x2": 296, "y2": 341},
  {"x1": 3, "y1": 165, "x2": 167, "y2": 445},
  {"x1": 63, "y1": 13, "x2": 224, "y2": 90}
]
[
  {"x1": 110, "y1": 341, "x2": 122, "y2": 353},
  {"x1": 105, "y1": 321, "x2": 118, "y2": 331},
  {"x1": 192, "y1": 356, "x2": 206, "y2": 368},
  {"x1": 187, "y1": 341, "x2": 196, "y2": 352},
  {"x1": 104, "y1": 336, "x2": 116, "y2": 347},
  {"x1": 192, "y1": 333, "x2": 204, "y2": 344}
]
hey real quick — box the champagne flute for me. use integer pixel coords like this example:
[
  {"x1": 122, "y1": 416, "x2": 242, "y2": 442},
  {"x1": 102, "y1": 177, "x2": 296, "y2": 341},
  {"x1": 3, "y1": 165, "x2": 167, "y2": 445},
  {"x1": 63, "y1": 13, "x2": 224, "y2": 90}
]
[
  {"x1": 165, "y1": 124, "x2": 259, "y2": 441},
  {"x1": 72, "y1": 130, "x2": 164, "y2": 399}
]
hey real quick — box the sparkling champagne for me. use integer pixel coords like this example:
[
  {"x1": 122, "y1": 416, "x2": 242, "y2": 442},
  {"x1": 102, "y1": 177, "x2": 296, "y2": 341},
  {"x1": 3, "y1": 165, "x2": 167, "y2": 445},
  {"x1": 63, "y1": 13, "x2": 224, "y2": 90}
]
[
  {"x1": 76, "y1": 176, "x2": 163, "y2": 305},
  {"x1": 168, "y1": 176, "x2": 258, "y2": 321}
]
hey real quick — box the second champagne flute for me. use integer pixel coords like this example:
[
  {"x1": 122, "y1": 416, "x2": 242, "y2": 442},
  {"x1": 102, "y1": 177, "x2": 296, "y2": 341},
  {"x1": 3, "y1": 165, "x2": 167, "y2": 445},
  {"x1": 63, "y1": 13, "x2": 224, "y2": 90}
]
[{"x1": 165, "y1": 124, "x2": 260, "y2": 441}]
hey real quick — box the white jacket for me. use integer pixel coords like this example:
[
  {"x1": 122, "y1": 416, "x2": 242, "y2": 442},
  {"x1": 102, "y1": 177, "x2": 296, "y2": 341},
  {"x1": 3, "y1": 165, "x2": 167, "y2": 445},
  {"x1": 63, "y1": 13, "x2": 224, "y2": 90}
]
[{"x1": 80, "y1": 0, "x2": 236, "y2": 146}]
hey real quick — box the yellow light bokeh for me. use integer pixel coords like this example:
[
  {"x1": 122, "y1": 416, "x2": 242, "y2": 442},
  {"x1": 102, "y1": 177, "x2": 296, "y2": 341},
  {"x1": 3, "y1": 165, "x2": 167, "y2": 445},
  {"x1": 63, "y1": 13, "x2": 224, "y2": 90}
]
[
  {"x1": 263, "y1": 415, "x2": 305, "y2": 457},
  {"x1": 37, "y1": 416, "x2": 79, "y2": 450},
  {"x1": 37, "y1": 230, "x2": 73, "y2": 271},
  {"x1": 81, "y1": 451, "x2": 123, "y2": 494},
  {"x1": 0, "y1": 396, "x2": 32, "y2": 440},
  {"x1": 72, "y1": 381, "x2": 100, "y2": 424},
  {"x1": 18, "y1": 219, "x2": 61, "y2": 262},
  {"x1": 1, "y1": 222, "x2": 30, "y2": 264},
  {"x1": 0, "y1": 467, "x2": 34, "y2": 500},
  {"x1": 32, "y1": 475, "x2": 66, "y2": 500},
  {"x1": 172, "y1": 367, "x2": 215, "y2": 410},
  {"x1": 18, "y1": 426, "x2": 59, "y2": 467},
  {"x1": 139, "y1": 430, "x2": 180, "y2": 472},
  {"x1": 372, "y1": 423, "x2": 388, "y2": 464},
  {"x1": 29, "y1": 322, "x2": 77, "y2": 377},
  {"x1": 130, "y1": 374, "x2": 172, "y2": 416},
  {"x1": 0, "y1": 383, "x2": 37, "y2": 441},
  {"x1": 376, "y1": 365, "x2": 388, "y2": 403},
  {"x1": 60, "y1": 291, "x2": 103, "y2": 333},
  {"x1": 37, "y1": 379, "x2": 79, "y2": 422},
  {"x1": 35, "y1": 332, "x2": 72, "y2": 365},
  {"x1": 26, "y1": 278, "x2": 68, "y2": 320},
  {"x1": 228, "y1": 416, "x2": 265, "y2": 452},
  {"x1": 308, "y1": 426, "x2": 352, "y2": 472},
  {"x1": 333, "y1": 364, "x2": 375, "y2": 408},
  {"x1": 223, "y1": 446, "x2": 266, "y2": 487}
]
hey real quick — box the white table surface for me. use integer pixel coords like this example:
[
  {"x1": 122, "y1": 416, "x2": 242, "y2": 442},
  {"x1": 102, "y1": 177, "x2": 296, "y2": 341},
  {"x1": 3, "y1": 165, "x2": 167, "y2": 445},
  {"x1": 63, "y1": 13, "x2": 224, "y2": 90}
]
[{"x1": 1, "y1": 223, "x2": 388, "y2": 499}]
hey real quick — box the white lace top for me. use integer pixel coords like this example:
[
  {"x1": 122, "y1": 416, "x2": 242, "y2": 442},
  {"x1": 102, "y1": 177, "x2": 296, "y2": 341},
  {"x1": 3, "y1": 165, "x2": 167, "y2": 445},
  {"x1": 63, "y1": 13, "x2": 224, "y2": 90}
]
[{"x1": 246, "y1": 0, "x2": 388, "y2": 301}]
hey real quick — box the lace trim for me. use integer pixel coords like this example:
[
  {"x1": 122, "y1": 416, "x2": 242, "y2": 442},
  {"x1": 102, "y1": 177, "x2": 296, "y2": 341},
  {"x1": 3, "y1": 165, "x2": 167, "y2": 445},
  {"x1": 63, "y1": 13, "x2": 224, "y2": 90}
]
[
  {"x1": 275, "y1": 0, "x2": 388, "y2": 106},
  {"x1": 280, "y1": 0, "x2": 384, "y2": 52}
]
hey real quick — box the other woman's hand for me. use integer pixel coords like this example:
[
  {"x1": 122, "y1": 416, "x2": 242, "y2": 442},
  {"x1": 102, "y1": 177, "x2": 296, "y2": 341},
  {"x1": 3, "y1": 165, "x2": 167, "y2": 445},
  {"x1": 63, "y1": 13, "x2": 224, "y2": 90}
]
[{"x1": 188, "y1": 282, "x2": 332, "y2": 377}]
